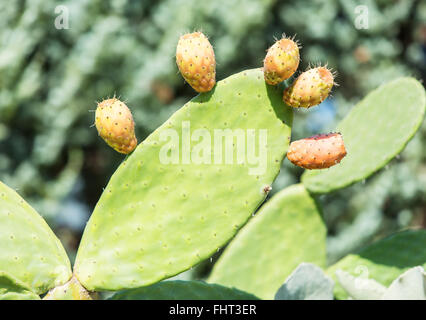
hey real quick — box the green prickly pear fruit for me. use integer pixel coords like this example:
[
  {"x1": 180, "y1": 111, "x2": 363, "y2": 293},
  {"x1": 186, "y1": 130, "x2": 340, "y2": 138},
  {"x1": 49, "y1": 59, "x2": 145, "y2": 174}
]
[
  {"x1": 283, "y1": 66, "x2": 334, "y2": 108},
  {"x1": 287, "y1": 133, "x2": 347, "y2": 169},
  {"x1": 176, "y1": 31, "x2": 216, "y2": 92},
  {"x1": 263, "y1": 37, "x2": 300, "y2": 85},
  {"x1": 95, "y1": 98, "x2": 137, "y2": 154}
]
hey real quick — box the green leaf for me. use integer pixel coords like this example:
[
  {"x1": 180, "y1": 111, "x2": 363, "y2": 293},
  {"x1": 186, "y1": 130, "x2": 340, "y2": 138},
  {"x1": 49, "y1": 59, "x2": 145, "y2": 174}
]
[
  {"x1": 74, "y1": 68, "x2": 293, "y2": 291},
  {"x1": 302, "y1": 77, "x2": 425, "y2": 194},
  {"x1": 109, "y1": 280, "x2": 259, "y2": 300},
  {"x1": 208, "y1": 184, "x2": 326, "y2": 299},
  {"x1": 275, "y1": 263, "x2": 334, "y2": 300},
  {"x1": 0, "y1": 181, "x2": 72, "y2": 295},
  {"x1": 0, "y1": 271, "x2": 40, "y2": 300},
  {"x1": 328, "y1": 230, "x2": 426, "y2": 300}
]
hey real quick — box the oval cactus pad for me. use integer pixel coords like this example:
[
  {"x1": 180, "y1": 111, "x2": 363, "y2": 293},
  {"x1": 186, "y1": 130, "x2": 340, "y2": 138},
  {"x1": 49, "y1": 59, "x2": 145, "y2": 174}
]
[
  {"x1": 302, "y1": 77, "x2": 425, "y2": 194},
  {"x1": 0, "y1": 181, "x2": 71, "y2": 295},
  {"x1": 74, "y1": 68, "x2": 293, "y2": 291},
  {"x1": 208, "y1": 184, "x2": 326, "y2": 299}
]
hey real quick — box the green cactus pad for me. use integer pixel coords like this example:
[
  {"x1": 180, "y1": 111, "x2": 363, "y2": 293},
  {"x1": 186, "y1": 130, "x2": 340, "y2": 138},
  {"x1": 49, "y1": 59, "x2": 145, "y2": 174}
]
[
  {"x1": 208, "y1": 184, "x2": 326, "y2": 299},
  {"x1": 302, "y1": 77, "x2": 425, "y2": 194},
  {"x1": 327, "y1": 230, "x2": 426, "y2": 300},
  {"x1": 74, "y1": 68, "x2": 293, "y2": 291},
  {"x1": 0, "y1": 181, "x2": 72, "y2": 295},
  {"x1": 109, "y1": 280, "x2": 259, "y2": 300},
  {"x1": 0, "y1": 271, "x2": 40, "y2": 300}
]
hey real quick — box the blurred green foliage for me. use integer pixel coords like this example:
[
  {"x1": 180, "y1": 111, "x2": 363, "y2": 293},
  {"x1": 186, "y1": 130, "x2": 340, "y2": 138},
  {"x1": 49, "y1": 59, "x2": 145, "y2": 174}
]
[{"x1": 0, "y1": 0, "x2": 425, "y2": 265}]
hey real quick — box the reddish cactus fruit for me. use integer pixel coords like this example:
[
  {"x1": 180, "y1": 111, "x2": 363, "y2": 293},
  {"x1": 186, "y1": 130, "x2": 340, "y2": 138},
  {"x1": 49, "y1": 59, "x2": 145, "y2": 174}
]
[
  {"x1": 263, "y1": 37, "x2": 300, "y2": 85},
  {"x1": 176, "y1": 32, "x2": 216, "y2": 93},
  {"x1": 95, "y1": 98, "x2": 137, "y2": 154},
  {"x1": 283, "y1": 66, "x2": 334, "y2": 108},
  {"x1": 287, "y1": 133, "x2": 347, "y2": 169}
]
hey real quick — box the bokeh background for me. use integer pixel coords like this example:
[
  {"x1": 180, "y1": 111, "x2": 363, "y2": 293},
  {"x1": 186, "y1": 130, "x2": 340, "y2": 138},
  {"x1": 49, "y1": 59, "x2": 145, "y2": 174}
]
[{"x1": 0, "y1": 0, "x2": 425, "y2": 278}]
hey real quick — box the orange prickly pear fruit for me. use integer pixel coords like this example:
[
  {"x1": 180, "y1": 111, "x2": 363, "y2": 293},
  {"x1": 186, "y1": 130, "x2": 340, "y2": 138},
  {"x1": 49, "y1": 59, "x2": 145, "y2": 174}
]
[
  {"x1": 176, "y1": 31, "x2": 216, "y2": 93},
  {"x1": 263, "y1": 37, "x2": 300, "y2": 85},
  {"x1": 95, "y1": 98, "x2": 137, "y2": 154},
  {"x1": 283, "y1": 66, "x2": 335, "y2": 108},
  {"x1": 287, "y1": 133, "x2": 347, "y2": 169}
]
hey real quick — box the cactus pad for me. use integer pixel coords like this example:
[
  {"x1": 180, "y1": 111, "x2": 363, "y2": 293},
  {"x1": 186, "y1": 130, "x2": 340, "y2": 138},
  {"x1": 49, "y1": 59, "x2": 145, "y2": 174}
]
[
  {"x1": 327, "y1": 230, "x2": 426, "y2": 300},
  {"x1": 0, "y1": 181, "x2": 71, "y2": 295},
  {"x1": 302, "y1": 77, "x2": 426, "y2": 193},
  {"x1": 0, "y1": 271, "x2": 40, "y2": 300},
  {"x1": 208, "y1": 184, "x2": 326, "y2": 299},
  {"x1": 109, "y1": 280, "x2": 259, "y2": 300},
  {"x1": 74, "y1": 68, "x2": 293, "y2": 291}
]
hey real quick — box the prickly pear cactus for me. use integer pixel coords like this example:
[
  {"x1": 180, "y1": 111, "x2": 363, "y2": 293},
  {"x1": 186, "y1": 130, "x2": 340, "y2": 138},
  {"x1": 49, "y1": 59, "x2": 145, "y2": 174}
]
[
  {"x1": 74, "y1": 68, "x2": 293, "y2": 291},
  {"x1": 0, "y1": 272, "x2": 40, "y2": 300},
  {"x1": 109, "y1": 280, "x2": 259, "y2": 300},
  {"x1": 0, "y1": 181, "x2": 72, "y2": 295},
  {"x1": 327, "y1": 230, "x2": 426, "y2": 300},
  {"x1": 43, "y1": 276, "x2": 95, "y2": 300},
  {"x1": 208, "y1": 184, "x2": 326, "y2": 299},
  {"x1": 302, "y1": 77, "x2": 426, "y2": 193}
]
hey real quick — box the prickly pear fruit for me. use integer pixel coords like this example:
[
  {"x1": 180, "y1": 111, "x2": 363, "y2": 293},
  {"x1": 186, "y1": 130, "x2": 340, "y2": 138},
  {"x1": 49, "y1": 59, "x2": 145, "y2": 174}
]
[
  {"x1": 95, "y1": 98, "x2": 137, "y2": 154},
  {"x1": 287, "y1": 133, "x2": 346, "y2": 169},
  {"x1": 283, "y1": 66, "x2": 334, "y2": 108},
  {"x1": 176, "y1": 32, "x2": 216, "y2": 92},
  {"x1": 263, "y1": 37, "x2": 300, "y2": 85}
]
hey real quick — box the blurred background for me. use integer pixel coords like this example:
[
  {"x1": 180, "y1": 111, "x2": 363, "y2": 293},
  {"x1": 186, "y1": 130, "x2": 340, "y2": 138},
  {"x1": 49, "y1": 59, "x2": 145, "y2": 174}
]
[{"x1": 0, "y1": 0, "x2": 425, "y2": 277}]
